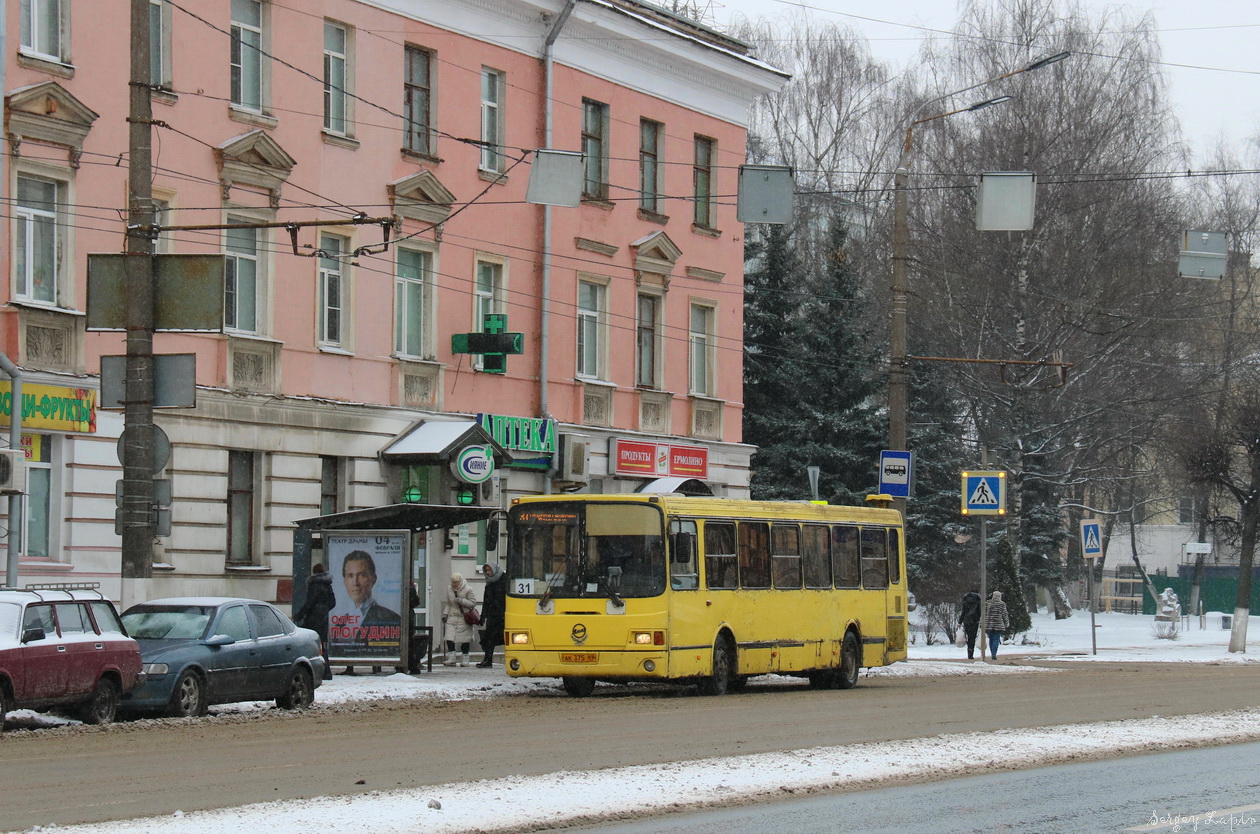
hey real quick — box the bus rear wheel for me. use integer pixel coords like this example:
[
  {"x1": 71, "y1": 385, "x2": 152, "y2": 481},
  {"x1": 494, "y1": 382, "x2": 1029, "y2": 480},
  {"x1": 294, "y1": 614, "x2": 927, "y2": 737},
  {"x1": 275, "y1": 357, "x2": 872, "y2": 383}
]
[
  {"x1": 561, "y1": 676, "x2": 596, "y2": 697},
  {"x1": 698, "y1": 636, "x2": 734, "y2": 696},
  {"x1": 837, "y1": 631, "x2": 860, "y2": 689}
]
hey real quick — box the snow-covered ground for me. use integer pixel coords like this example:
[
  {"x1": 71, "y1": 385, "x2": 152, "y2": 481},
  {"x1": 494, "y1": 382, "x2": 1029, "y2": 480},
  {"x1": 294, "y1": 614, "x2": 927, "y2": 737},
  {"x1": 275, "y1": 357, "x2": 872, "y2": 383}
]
[{"x1": 19, "y1": 609, "x2": 1260, "y2": 833}]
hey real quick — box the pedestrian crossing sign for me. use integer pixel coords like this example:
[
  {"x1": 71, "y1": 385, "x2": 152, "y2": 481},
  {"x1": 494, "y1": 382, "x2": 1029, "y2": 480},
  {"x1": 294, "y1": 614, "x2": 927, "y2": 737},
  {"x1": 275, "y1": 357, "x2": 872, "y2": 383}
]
[
  {"x1": 961, "y1": 470, "x2": 1006, "y2": 516},
  {"x1": 1080, "y1": 519, "x2": 1103, "y2": 559}
]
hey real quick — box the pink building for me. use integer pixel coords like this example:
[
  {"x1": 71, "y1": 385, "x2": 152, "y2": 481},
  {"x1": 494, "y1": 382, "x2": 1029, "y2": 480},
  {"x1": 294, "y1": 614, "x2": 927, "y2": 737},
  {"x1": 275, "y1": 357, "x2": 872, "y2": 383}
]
[{"x1": 0, "y1": 0, "x2": 784, "y2": 620}]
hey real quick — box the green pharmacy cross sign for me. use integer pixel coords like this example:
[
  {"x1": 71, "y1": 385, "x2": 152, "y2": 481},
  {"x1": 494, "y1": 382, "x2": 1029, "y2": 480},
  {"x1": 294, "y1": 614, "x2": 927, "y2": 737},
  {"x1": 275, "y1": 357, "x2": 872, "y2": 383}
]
[{"x1": 451, "y1": 314, "x2": 524, "y2": 374}]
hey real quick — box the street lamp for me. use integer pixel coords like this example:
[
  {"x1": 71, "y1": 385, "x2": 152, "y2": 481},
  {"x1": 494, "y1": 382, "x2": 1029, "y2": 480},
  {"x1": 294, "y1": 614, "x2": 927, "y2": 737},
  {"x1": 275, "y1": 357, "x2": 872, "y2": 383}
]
[{"x1": 887, "y1": 52, "x2": 1069, "y2": 513}]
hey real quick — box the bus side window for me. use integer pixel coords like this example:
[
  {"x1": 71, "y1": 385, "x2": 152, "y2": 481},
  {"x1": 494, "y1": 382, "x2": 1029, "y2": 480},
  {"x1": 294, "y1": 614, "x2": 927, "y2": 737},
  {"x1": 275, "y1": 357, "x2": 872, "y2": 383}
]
[
  {"x1": 670, "y1": 519, "x2": 699, "y2": 590},
  {"x1": 704, "y1": 522, "x2": 737, "y2": 590},
  {"x1": 832, "y1": 525, "x2": 860, "y2": 589},
  {"x1": 771, "y1": 524, "x2": 802, "y2": 589},
  {"x1": 739, "y1": 522, "x2": 771, "y2": 589},
  {"x1": 888, "y1": 529, "x2": 902, "y2": 584},
  {"x1": 802, "y1": 524, "x2": 830, "y2": 588},
  {"x1": 861, "y1": 527, "x2": 888, "y2": 590}
]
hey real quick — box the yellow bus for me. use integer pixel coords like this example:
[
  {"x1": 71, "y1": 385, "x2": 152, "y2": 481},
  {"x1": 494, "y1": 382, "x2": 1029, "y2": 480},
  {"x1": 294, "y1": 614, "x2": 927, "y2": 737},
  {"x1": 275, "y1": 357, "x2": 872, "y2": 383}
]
[{"x1": 503, "y1": 493, "x2": 909, "y2": 696}]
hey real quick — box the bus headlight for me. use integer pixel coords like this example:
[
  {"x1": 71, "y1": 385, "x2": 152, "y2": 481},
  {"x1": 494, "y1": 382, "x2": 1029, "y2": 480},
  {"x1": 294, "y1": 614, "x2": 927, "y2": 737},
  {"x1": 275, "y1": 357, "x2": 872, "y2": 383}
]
[
  {"x1": 510, "y1": 631, "x2": 530, "y2": 645},
  {"x1": 632, "y1": 631, "x2": 665, "y2": 645}
]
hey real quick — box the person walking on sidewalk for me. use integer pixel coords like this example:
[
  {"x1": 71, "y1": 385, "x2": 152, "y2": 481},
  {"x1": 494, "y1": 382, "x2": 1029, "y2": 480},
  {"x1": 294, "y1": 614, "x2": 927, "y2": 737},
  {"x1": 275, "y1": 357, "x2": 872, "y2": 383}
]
[
  {"x1": 477, "y1": 563, "x2": 508, "y2": 668},
  {"x1": 292, "y1": 564, "x2": 337, "y2": 679},
  {"x1": 958, "y1": 590, "x2": 981, "y2": 660},
  {"x1": 984, "y1": 590, "x2": 1010, "y2": 660},
  {"x1": 442, "y1": 573, "x2": 479, "y2": 667}
]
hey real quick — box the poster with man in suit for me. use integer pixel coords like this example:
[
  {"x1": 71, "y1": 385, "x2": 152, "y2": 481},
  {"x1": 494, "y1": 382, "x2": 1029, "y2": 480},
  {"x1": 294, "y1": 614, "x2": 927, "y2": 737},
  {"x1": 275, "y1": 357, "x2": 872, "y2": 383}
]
[{"x1": 326, "y1": 532, "x2": 406, "y2": 661}]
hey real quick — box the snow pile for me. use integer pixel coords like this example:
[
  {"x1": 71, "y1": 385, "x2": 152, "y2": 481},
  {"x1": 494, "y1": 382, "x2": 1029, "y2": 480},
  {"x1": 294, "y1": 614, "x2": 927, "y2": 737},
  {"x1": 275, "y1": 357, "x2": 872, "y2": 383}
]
[{"x1": 51, "y1": 708, "x2": 1260, "y2": 834}]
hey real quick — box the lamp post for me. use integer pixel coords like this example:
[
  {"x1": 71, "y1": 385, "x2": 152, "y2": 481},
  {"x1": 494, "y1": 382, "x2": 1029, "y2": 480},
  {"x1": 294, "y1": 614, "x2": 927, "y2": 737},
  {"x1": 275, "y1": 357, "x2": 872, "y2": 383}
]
[{"x1": 887, "y1": 52, "x2": 1069, "y2": 516}]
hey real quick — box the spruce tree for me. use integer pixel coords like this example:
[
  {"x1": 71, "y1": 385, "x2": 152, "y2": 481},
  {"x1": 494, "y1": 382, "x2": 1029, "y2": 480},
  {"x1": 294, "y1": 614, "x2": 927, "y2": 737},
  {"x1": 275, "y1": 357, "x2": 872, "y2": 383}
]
[{"x1": 989, "y1": 536, "x2": 1032, "y2": 636}]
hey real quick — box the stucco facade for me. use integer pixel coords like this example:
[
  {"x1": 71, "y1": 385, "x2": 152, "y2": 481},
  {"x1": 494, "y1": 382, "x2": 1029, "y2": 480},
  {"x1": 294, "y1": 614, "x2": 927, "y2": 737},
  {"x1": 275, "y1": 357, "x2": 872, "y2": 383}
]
[{"x1": 0, "y1": 0, "x2": 784, "y2": 621}]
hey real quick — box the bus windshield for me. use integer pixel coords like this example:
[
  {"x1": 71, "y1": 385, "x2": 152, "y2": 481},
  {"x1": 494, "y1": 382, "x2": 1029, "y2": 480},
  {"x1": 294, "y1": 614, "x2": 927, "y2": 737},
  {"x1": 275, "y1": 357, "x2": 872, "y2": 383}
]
[{"x1": 508, "y1": 502, "x2": 666, "y2": 599}]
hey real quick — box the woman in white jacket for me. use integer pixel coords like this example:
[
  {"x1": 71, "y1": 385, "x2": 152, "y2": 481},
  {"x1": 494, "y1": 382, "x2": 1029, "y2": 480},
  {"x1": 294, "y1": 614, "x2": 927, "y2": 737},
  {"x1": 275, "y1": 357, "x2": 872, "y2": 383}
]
[{"x1": 442, "y1": 573, "x2": 479, "y2": 666}]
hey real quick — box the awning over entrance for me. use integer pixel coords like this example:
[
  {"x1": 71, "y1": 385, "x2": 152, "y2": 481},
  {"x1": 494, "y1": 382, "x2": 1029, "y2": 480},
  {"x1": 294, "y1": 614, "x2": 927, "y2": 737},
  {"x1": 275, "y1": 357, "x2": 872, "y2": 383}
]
[
  {"x1": 635, "y1": 477, "x2": 713, "y2": 496},
  {"x1": 295, "y1": 503, "x2": 498, "y2": 533},
  {"x1": 380, "y1": 419, "x2": 509, "y2": 463}
]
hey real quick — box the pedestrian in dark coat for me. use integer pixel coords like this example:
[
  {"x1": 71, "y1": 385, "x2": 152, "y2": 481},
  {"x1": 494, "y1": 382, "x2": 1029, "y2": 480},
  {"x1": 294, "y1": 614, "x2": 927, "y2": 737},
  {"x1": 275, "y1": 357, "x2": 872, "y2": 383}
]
[
  {"x1": 477, "y1": 562, "x2": 508, "y2": 668},
  {"x1": 293, "y1": 564, "x2": 337, "y2": 679},
  {"x1": 958, "y1": 590, "x2": 982, "y2": 660},
  {"x1": 984, "y1": 590, "x2": 1010, "y2": 660}
]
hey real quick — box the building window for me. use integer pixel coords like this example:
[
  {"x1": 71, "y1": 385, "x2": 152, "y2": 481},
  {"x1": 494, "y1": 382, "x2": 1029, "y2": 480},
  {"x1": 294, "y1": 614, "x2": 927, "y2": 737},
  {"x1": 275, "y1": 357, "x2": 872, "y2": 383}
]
[
  {"x1": 582, "y1": 99, "x2": 609, "y2": 200},
  {"x1": 149, "y1": 0, "x2": 172, "y2": 88},
  {"x1": 320, "y1": 456, "x2": 340, "y2": 516},
  {"x1": 577, "y1": 280, "x2": 605, "y2": 379},
  {"x1": 474, "y1": 259, "x2": 503, "y2": 327},
  {"x1": 323, "y1": 21, "x2": 349, "y2": 135},
  {"x1": 395, "y1": 247, "x2": 432, "y2": 358},
  {"x1": 224, "y1": 222, "x2": 259, "y2": 333},
  {"x1": 636, "y1": 293, "x2": 661, "y2": 388},
  {"x1": 230, "y1": 0, "x2": 264, "y2": 112},
  {"x1": 318, "y1": 234, "x2": 346, "y2": 346},
  {"x1": 1178, "y1": 496, "x2": 1197, "y2": 525},
  {"x1": 227, "y1": 450, "x2": 255, "y2": 564},
  {"x1": 693, "y1": 136, "x2": 715, "y2": 228},
  {"x1": 640, "y1": 119, "x2": 662, "y2": 213},
  {"x1": 25, "y1": 436, "x2": 53, "y2": 559},
  {"x1": 404, "y1": 45, "x2": 433, "y2": 155},
  {"x1": 20, "y1": 0, "x2": 63, "y2": 61},
  {"x1": 689, "y1": 303, "x2": 715, "y2": 396},
  {"x1": 14, "y1": 175, "x2": 62, "y2": 306},
  {"x1": 480, "y1": 68, "x2": 504, "y2": 173}
]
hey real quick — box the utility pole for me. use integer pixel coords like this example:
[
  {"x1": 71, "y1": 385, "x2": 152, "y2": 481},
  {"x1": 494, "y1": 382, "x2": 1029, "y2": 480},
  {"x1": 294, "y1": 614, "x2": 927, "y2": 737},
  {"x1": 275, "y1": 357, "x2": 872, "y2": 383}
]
[{"x1": 122, "y1": 0, "x2": 156, "y2": 596}]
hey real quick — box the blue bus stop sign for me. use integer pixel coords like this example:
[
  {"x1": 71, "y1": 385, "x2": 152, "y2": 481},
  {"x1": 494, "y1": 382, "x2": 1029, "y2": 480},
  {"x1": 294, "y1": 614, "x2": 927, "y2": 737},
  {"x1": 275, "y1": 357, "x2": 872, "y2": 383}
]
[{"x1": 878, "y1": 451, "x2": 913, "y2": 498}]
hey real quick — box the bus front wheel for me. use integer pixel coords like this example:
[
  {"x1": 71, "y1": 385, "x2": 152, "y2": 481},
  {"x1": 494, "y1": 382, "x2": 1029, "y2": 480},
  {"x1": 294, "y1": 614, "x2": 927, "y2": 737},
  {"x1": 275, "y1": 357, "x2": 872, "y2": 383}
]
[
  {"x1": 561, "y1": 676, "x2": 596, "y2": 697},
  {"x1": 698, "y1": 636, "x2": 735, "y2": 696},
  {"x1": 837, "y1": 631, "x2": 860, "y2": 689}
]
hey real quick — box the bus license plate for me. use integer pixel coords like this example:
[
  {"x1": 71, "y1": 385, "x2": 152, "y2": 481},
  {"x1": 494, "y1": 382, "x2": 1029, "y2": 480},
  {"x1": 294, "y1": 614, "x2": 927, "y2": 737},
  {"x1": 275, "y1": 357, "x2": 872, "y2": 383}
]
[{"x1": 561, "y1": 652, "x2": 598, "y2": 663}]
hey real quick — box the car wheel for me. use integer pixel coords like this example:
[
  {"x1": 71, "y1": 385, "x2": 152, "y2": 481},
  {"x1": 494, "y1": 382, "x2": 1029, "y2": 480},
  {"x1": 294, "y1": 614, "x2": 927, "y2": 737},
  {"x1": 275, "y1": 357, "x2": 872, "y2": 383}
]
[
  {"x1": 168, "y1": 670, "x2": 207, "y2": 718},
  {"x1": 81, "y1": 678, "x2": 120, "y2": 725},
  {"x1": 697, "y1": 635, "x2": 735, "y2": 696},
  {"x1": 561, "y1": 676, "x2": 596, "y2": 697},
  {"x1": 837, "y1": 631, "x2": 860, "y2": 690},
  {"x1": 277, "y1": 667, "x2": 314, "y2": 710}
]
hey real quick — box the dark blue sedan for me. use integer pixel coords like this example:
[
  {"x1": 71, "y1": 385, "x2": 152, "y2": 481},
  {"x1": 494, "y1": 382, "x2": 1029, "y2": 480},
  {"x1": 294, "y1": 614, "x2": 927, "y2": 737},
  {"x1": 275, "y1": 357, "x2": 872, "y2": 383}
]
[{"x1": 119, "y1": 597, "x2": 326, "y2": 717}]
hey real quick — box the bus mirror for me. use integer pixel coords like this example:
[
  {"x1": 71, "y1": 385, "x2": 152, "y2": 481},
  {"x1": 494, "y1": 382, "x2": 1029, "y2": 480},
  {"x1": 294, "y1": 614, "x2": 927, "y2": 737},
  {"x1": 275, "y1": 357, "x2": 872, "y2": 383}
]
[{"x1": 672, "y1": 532, "x2": 695, "y2": 563}]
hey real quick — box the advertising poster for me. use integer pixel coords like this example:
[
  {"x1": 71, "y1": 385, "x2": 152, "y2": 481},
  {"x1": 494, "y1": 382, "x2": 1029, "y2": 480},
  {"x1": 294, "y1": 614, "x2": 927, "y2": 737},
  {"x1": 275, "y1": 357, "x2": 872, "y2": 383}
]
[{"x1": 326, "y1": 532, "x2": 408, "y2": 662}]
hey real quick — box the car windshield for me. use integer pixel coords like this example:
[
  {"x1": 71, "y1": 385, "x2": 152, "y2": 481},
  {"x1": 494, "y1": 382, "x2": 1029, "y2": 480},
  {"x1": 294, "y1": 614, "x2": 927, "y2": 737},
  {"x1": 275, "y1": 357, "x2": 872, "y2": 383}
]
[
  {"x1": 508, "y1": 502, "x2": 666, "y2": 599},
  {"x1": 121, "y1": 606, "x2": 215, "y2": 640}
]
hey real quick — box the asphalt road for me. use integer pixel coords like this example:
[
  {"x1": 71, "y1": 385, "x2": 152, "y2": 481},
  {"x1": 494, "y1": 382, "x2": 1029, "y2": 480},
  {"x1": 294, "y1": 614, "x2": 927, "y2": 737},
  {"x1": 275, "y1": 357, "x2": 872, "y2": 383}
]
[{"x1": 3, "y1": 660, "x2": 1259, "y2": 831}]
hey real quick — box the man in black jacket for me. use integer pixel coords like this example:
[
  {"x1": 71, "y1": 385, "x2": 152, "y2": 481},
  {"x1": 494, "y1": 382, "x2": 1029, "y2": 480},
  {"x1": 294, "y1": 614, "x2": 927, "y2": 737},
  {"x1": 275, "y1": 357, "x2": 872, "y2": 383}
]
[{"x1": 958, "y1": 590, "x2": 982, "y2": 660}]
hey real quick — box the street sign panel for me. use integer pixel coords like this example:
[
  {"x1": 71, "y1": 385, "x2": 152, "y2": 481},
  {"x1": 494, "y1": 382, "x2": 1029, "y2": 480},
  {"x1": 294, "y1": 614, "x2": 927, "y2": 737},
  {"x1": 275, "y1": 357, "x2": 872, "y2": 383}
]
[
  {"x1": 961, "y1": 470, "x2": 1006, "y2": 516},
  {"x1": 1080, "y1": 519, "x2": 1103, "y2": 559},
  {"x1": 878, "y1": 450, "x2": 913, "y2": 498}
]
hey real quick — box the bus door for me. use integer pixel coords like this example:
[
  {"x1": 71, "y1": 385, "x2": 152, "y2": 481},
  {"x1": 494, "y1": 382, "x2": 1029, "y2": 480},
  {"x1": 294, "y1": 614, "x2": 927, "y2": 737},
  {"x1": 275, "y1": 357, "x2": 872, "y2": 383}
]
[{"x1": 859, "y1": 527, "x2": 892, "y2": 665}]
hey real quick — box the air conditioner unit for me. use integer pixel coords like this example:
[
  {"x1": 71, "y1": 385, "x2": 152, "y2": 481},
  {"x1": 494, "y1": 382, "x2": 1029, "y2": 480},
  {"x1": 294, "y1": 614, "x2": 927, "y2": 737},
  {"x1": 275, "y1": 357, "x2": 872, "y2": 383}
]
[
  {"x1": 0, "y1": 449, "x2": 27, "y2": 494},
  {"x1": 559, "y1": 435, "x2": 590, "y2": 484}
]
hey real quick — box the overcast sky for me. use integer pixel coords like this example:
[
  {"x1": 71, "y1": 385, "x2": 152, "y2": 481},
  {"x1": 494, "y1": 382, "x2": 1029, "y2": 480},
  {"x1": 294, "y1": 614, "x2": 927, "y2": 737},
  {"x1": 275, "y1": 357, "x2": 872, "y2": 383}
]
[{"x1": 707, "y1": 0, "x2": 1260, "y2": 160}]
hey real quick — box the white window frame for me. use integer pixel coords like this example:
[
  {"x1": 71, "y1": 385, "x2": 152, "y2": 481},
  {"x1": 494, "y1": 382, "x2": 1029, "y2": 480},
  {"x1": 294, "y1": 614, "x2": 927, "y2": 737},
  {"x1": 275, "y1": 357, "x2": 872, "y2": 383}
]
[
  {"x1": 230, "y1": 0, "x2": 266, "y2": 113},
  {"x1": 20, "y1": 0, "x2": 65, "y2": 63},
  {"x1": 149, "y1": 0, "x2": 173, "y2": 88},
  {"x1": 13, "y1": 173, "x2": 66, "y2": 307},
  {"x1": 22, "y1": 434, "x2": 57, "y2": 560},
  {"x1": 576, "y1": 278, "x2": 608, "y2": 381},
  {"x1": 395, "y1": 245, "x2": 435, "y2": 360},
  {"x1": 689, "y1": 302, "x2": 716, "y2": 396},
  {"x1": 323, "y1": 20, "x2": 353, "y2": 136},
  {"x1": 480, "y1": 68, "x2": 505, "y2": 173},
  {"x1": 224, "y1": 219, "x2": 262, "y2": 334},
  {"x1": 636, "y1": 291, "x2": 662, "y2": 389},
  {"x1": 404, "y1": 45, "x2": 434, "y2": 155},
  {"x1": 472, "y1": 256, "x2": 506, "y2": 370},
  {"x1": 318, "y1": 233, "x2": 349, "y2": 348}
]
